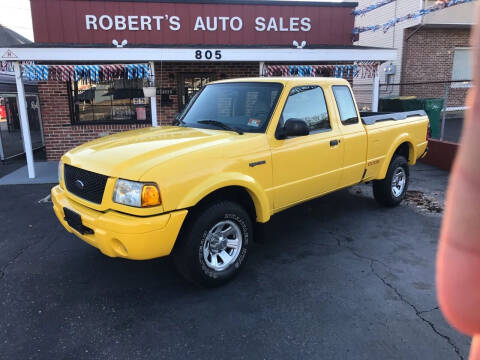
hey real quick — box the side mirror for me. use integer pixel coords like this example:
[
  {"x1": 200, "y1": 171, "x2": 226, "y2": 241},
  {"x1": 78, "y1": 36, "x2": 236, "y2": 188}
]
[{"x1": 282, "y1": 118, "x2": 309, "y2": 138}]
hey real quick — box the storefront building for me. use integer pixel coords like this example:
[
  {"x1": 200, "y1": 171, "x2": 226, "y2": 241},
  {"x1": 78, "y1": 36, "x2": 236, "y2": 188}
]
[
  {"x1": 0, "y1": 0, "x2": 395, "y2": 170},
  {"x1": 353, "y1": 0, "x2": 473, "y2": 111},
  {"x1": 0, "y1": 26, "x2": 43, "y2": 161}
]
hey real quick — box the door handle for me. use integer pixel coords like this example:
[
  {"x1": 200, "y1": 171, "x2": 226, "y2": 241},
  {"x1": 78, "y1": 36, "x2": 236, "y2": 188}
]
[{"x1": 330, "y1": 139, "x2": 340, "y2": 147}]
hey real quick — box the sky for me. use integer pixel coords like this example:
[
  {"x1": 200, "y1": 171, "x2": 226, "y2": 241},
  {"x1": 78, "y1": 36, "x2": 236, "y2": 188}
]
[
  {"x1": 0, "y1": 0, "x2": 346, "y2": 42},
  {"x1": 0, "y1": 0, "x2": 33, "y2": 40}
]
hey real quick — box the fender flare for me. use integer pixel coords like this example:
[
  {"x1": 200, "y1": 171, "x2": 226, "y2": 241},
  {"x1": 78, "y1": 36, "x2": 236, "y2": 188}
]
[
  {"x1": 178, "y1": 172, "x2": 271, "y2": 223},
  {"x1": 378, "y1": 134, "x2": 416, "y2": 179}
]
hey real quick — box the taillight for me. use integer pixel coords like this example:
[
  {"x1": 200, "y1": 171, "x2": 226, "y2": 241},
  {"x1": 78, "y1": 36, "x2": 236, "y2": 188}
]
[{"x1": 427, "y1": 125, "x2": 431, "y2": 140}]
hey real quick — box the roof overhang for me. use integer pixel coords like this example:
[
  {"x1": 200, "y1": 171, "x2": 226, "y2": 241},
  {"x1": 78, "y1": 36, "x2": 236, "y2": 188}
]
[
  {"x1": 406, "y1": 23, "x2": 472, "y2": 30},
  {"x1": 0, "y1": 46, "x2": 396, "y2": 62},
  {"x1": 76, "y1": 0, "x2": 359, "y2": 7}
]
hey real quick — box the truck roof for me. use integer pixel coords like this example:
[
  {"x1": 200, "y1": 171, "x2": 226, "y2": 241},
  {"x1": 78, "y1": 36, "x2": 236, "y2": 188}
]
[{"x1": 210, "y1": 77, "x2": 351, "y2": 86}]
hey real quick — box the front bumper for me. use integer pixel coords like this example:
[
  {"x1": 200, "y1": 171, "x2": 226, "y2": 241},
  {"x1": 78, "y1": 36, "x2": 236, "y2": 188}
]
[{"x1": 51, "y1": 185, "x2": 188, "y2": 260}]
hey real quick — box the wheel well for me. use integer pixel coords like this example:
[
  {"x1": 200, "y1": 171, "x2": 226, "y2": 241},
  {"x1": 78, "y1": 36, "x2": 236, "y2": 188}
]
[
  {"x1": 393, "y1": 142, "x2": 412, "y2": 163},
  {"x1": 194, "y1": 186, "x2": 257, "y2": 223},
  {"x1": 172, "y1": 186, "x2": 258, "y2": 254}
]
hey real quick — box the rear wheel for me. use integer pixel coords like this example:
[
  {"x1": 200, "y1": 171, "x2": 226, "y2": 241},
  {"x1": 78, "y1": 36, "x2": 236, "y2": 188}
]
[
  {"x1": 173, "y1": 201, "x2": 252, "y2": 287},
  {"x1": 373, "y1": 155, "x2": 409, "y2": 207}
]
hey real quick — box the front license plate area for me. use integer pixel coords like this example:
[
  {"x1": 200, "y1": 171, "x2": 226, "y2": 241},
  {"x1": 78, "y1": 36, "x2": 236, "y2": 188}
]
[{"x1": 63, "y1": 207, "x2": 94, "y2": 235}]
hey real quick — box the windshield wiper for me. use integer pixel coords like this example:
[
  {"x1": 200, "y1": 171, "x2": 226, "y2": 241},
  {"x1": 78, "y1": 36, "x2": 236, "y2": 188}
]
[
  {"x1": 197, "y1": 120, "x2": 244, "y2": 135},
  {"x1": 172, "y1": 113, "x2": 185, "y2": 126},
  {"x1": 173, "y1": 118, "x2": 184, "y2": 126}
]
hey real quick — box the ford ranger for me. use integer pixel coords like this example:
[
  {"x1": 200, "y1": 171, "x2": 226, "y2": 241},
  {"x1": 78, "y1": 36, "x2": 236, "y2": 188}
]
[{"x1": 52, "y1": 77, "x2": 429, "y2": 286}]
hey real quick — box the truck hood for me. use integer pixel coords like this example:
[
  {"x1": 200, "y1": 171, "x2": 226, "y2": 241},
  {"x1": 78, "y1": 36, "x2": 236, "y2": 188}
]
[{"x1": 62, "y1": 126, "x2": 262, "y2": 180}]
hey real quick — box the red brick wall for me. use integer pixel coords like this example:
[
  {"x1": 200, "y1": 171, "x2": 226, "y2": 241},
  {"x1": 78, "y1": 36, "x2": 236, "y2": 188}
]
[
  {"x1": 39, "y1": 61, "x2": 259, "y2": 160},
  {"x1": 38, "y1": 80, "x2": 149, "y2": 160},
  {"x1": 401, "y1": 27, "x2": 471, "y2": 107}
]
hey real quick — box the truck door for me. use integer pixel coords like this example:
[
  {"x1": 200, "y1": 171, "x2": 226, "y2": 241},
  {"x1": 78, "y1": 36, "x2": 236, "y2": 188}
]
[
  {"x1": 270, "y1": 85, "x2": 344, "y2": 211},
  {"x1": 332, "y1": 85, "x2": 368, "y2": 187}
]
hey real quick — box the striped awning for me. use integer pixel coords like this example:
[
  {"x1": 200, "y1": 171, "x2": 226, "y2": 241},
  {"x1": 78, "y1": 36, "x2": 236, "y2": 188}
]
[{"x1": 21, "y1": 63, "x2": 150, "y2": 82}]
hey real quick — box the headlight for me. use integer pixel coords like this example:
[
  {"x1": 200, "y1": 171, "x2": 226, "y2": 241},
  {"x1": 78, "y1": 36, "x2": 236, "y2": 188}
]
[
  {"x1": 113, "y1": 179, "x2": 161, "y2": 207},
  {"x1": 58, "y1": 162, "x2": 63, "y2": 184}
]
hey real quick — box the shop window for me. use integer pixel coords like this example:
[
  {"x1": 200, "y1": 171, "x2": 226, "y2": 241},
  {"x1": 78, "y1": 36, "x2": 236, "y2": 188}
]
[
  {"x1": 178, "y1": 73, "x2": 215, "y2": 111},
  {"x1": 0, "y1": 95, "x2": 44, "y2": 160},
  {"x1": 451, "y1": 48, "x2": 472, "y2": 88},
  {"x1": 332, "y1": 85, "x2": 359, "y2": 125},
  {"x1": 67, "y1": 79, "x2": 151, "y2": 124}
]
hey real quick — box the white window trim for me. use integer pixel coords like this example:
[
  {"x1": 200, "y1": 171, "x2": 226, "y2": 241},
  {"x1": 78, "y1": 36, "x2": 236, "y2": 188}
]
[{"x1": 451, "y1": 81, "x2": 472, "y2": 89}]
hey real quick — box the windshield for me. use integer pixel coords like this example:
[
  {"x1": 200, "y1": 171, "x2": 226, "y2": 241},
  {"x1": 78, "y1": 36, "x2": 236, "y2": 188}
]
[{"x1": 180, "y1": 82, "x2": 283, "y2": 133}]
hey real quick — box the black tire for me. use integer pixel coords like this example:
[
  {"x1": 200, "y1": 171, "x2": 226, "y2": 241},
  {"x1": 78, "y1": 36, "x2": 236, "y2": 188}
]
[
  {"x1": 173, "y1": 201, "x2": 252, "y2": 287},
  {"x1": 373, "y1": 155, "x2": 409, "y2": 207}
]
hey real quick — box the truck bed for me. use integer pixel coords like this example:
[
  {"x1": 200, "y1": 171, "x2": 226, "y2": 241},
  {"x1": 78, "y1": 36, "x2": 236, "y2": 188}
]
[{"x1": 360, "y1": 110, "x2": 427, "y2": 126}]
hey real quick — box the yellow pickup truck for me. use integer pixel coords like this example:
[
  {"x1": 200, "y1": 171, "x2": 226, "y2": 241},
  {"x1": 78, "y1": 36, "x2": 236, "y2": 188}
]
[{"x1": 52, "y1": 77, "x2": 429, "y2": 286}]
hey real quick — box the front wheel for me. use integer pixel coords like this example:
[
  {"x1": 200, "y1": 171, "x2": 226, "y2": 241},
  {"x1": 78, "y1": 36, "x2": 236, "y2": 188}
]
[
  {"x1": 173, "y1": 201, "x2": 252, "y2": 287},
  {"x1": 373, "y1": 155, "x2": 409, "y2": 207}
]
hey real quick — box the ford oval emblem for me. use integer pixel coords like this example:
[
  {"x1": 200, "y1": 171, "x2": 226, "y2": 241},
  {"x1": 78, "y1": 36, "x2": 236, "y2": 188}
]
[{"x1": 74, "y1": 179, "x2": 85, "y2": 190}]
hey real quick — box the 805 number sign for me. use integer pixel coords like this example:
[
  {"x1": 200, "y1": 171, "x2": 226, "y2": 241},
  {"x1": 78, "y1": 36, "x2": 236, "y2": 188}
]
[{"x1": 195, "y1": 50, "x2": 222, "y2": 60}]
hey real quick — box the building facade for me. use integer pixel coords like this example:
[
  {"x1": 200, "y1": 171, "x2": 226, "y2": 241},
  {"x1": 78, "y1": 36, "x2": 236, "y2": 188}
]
[
  {"x1": 402, "y1": 26, "x2": 471, "y2": 108},
  {"x1": 353, "y1": 0, "x2": 473, "y2": 109},
  {"x1": 1, "y1": 0, "x2": 396, "y2": 167},
  {"x1": 40, "y1": 61, "x2": 260, "y2": 160},
  {"x1": 0, "y1": 25, "x2": 43, "y2": 160}
]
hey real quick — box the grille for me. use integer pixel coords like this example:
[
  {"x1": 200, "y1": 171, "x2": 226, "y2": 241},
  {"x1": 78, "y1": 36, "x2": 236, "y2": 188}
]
[{"x1": 64, "y1": 164, "x2": 108, "y2": 204}]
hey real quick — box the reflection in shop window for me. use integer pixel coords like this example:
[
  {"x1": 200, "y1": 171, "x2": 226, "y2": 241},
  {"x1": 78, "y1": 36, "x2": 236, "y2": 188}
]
[
  {"x1": 67, "y1": 79, "x2": 151, "y2": 124},
  {"x1": 210, "y1": 87, "x2": 281, "y2": 121},
  {"x1": 216, "y1": 94, "x2": 233, "y2": 117}
]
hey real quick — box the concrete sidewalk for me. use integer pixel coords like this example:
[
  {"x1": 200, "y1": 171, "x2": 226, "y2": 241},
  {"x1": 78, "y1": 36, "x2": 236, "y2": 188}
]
[{"x1": 0, "y1": 161, "x2": 58, "y2": 185}]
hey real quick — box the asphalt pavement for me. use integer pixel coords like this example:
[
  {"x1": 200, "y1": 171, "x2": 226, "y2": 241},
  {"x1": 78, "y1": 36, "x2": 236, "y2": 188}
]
[{"x1": 0, "y1": 163, "x2": 472, "y2": 360}]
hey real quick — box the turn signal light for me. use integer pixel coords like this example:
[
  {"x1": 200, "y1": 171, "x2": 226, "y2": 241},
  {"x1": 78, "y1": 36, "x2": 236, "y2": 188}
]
[{"x1": 141, "y1": 185, "x2": 161, "y2": 207}]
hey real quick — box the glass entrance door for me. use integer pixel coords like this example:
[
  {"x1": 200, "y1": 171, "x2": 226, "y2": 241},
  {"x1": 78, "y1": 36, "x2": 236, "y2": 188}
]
[
  {"x1": 0, "y1": 94, "x2": 44, "y2": 160},
  {"x1": 178, "y1": 73, "x2": 215, "y2": 112},
  {"x1": 0, "y1": 95, "x2": 22, "y2": 160}
]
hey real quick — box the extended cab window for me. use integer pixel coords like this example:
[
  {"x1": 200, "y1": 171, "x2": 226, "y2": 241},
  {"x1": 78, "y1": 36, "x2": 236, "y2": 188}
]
[
  {"x1": 332, "y1": 85, "x2": 359, "y2": 125},
  {"x1": 281, "y1": 86, "x2": 330, "y2": 132}
]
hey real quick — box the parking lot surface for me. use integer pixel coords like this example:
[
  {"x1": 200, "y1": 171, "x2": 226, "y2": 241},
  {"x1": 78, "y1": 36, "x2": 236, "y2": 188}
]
[{"x1": 0, "y1": 163, "x2": 471, "y2": 359}]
